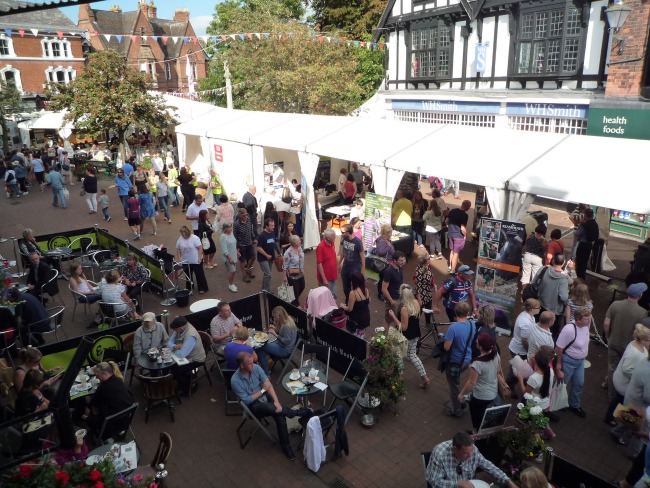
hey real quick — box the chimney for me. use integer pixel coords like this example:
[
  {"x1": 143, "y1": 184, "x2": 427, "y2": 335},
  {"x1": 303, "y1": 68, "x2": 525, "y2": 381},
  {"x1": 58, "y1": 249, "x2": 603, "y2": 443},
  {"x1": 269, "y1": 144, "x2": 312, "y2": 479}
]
[
  {"x1": 138, "y1": 0, "x2": 149, "y2": 17},
  {"x1": 108, "y1": 5, "x2": 122, "y2": 12},
  {"x1": 148, "y1": 0, "x2": 157, "y2": 19},
  {"x1": 173, "y1": 8, "x2": 190, "y2": 22}
]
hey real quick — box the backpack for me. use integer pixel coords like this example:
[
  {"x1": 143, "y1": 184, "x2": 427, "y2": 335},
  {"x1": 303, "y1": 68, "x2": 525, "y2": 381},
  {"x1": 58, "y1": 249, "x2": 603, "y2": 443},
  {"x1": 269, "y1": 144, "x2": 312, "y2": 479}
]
[
  {"x1": 281, "y1": 186, "x2": 292, "y2": 204},
  {"x1": 5, "y1": 171, "x2": 14, "y2": 183}
]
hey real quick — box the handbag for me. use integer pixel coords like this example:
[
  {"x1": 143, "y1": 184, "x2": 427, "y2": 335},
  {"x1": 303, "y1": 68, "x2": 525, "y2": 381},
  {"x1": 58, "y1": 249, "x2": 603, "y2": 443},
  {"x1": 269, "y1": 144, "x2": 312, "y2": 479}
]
[
  {"x1": 80, "y1": 189, "x2": 86, "y2": 196},
  {"x1": 522, "y1": 266, "x2": 548, "y2": 300},
  {"x1": 388, "y1": 325, "x2": 408, "y2": 358},
  {"x1": 63, "y1": 188, "x2": 70, "y2": 200},
  {"x1": 367, "y1": 255, "x2": 388, "y2": 274},
  {"x1": 274, "y1": 254, "x2": 284, "y2": 272},
  {"x1": 549, "y1": 379, "x2": 569, "y2": 412},
  {"x1": 439, "y1": 322, "x2": 474, "y2": 373},
  {"x1": 497, "y1": 365, "x2": 511, "y2": 399},
  {"x1": 201, "y1": 232, "x2": 210, "y2": 249},
  {"x1": 277, "y1": 282, "x2": 296, "y2": 303}
]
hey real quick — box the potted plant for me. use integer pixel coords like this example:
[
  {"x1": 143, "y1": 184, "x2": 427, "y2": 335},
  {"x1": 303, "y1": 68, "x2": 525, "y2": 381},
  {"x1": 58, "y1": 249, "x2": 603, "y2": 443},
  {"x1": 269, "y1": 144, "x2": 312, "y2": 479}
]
[
  {"x1": 140, "y1": 155, "x2": 153, "y2": 171},
  {"x1": 362, "y1": 327, "x2": 406, "y2": 408}
]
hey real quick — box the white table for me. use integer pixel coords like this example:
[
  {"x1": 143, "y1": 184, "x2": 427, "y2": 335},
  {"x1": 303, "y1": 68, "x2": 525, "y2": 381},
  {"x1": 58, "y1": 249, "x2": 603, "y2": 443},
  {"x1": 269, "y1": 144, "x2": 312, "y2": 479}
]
[
  {"x1": 189, "y1": 298, "x2": 221, "y2": 313},
  {"x1": 326, "y1": 205, "x2": 351, "y2": 229}
]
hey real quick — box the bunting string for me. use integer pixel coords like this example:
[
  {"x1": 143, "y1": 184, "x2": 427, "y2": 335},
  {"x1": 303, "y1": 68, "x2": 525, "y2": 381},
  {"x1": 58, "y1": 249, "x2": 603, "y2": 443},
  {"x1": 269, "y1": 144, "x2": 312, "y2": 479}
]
[{"x1": 168, "y1": 81, "x2": 247, "y2": 98}]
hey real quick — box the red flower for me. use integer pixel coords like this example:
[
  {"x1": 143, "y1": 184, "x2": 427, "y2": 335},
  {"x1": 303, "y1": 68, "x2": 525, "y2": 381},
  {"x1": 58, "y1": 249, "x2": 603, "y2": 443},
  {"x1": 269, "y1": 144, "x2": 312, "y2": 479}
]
[
  {"x1": 93, "y1": 482, "x2": 105, "y2": 488},
  {"x1": 88, "y1": 470, "x2": 102, "y2": 481},
  {"x1": 55, "y1": 470, "x2": 70, "y2": 486},
  {"x1": 18, "y1": 464, "x2": 33, "y2": 478}
]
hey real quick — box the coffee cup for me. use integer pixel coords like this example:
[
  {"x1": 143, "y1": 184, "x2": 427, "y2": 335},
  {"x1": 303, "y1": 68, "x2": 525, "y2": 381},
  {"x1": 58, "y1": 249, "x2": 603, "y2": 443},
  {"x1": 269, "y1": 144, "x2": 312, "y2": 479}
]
[{"x1": 75, "y1": 429, "x2": 86, "y2": 439}]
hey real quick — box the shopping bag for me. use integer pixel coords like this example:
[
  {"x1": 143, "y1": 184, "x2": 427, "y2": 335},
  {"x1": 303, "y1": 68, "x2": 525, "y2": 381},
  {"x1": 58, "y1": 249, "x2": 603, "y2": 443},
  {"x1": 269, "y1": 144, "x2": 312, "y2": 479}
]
[
  {"x1": 277, "y1": 282, "x2": 295, "y2": 303},
  {"x1": 549, "y1": 379, "x2": 569, "y2": 412},
  {"x1": 63, "y1": 188, "x2": 70, "y2": 200},
  {"x1": 274, "y1": 254, "x2": 284, "y2": 272}
]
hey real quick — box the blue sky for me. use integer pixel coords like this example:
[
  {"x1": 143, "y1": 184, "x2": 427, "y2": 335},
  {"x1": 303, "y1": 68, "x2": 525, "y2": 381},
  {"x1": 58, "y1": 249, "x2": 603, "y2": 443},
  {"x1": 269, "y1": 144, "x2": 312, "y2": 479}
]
[{"x1": 61, "y1": 0, "x2": 217, "y2": 37}]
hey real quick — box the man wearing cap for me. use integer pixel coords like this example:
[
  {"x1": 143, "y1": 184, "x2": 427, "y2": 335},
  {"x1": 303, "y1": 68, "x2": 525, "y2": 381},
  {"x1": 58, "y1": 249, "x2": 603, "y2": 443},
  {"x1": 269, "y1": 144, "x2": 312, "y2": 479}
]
[
  {"x1": 603, "y1": 282, "x2": 649, "y2": 402},
  {"x1": 434, "y1": 264, "x2": 477, "y2": 322},
  {"x1": 133, "y1": 312, "x2": 169, "y2": 359},
  {"x1": 167, "y1": 316, "x2": 206, "y2": 396}
]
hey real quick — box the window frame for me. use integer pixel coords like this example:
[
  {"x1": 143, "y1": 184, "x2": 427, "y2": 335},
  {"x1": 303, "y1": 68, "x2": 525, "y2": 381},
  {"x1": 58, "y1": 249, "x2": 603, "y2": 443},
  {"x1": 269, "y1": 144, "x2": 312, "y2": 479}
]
[
  {"x1": 45, "y1": 67, "x2": 75, "y2": 85},
  {"x1": 407, "y1": 19, "x2": 454, "y2": 81},
  {"x1": 0, "y1": 36, "x2": 16, "y2": 57},
  {"x1": 42, "y1": 39, "x2": 73, "y2": 59},
  {"x1": 514, "y1": 1, "x2": 583, "y2": 77},
  {"x1": 1, "y1": 66, "x2": 22, "y2": 91}
]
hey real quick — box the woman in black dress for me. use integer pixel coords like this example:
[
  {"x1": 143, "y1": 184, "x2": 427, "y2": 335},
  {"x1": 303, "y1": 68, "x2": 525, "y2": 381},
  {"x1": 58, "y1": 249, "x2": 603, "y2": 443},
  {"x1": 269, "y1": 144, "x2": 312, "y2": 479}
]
[
  {"x1": 279, "y1": 221, "x2": 297, "y2": 253},
  {"x1": 340, "y1": 271, "x2": 370, "y2": 338},
  {"x1": 177, "y1": 167, "x2": 196, "y2": 212},
  {"x1": 197, "y1": 209, "x2": 216, "y2": 269}
]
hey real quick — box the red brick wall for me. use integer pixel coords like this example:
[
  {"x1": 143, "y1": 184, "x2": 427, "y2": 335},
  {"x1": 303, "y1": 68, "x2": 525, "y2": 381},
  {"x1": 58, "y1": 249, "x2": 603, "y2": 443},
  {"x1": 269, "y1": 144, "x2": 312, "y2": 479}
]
[
  {"x1": 0, "y1": 36, "x2": 86, "y2": 93},
  {"x1": 605, "y1": 0, "x2": 650, "y2": 98}
]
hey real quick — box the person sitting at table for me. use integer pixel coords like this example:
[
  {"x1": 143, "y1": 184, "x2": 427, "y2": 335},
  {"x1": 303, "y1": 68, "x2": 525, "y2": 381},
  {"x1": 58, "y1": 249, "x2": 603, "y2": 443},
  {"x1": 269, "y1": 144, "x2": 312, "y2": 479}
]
[
  {"x1": 84, "y1": 361, "x2": 135, "y2": 434},
  {"x1": 425, "y1": 431, "x2": 518, "y2": 487},
  {"x1": 15, "y1": 370, "x2": 50, "y2": 416},
  {"x1": 13, "y1": 345, "x2": 63, "y2": 393},
  {"x1": 119, "y1": 253, "x2": 149, "y2": 301},
  {"x1": 69, "y1": 263, "x2": 101, "y2": 304},
  {"x1": 26, "y1": 252, "x2": 57, "y2": 302},
  {"x1": 100, "y1": 270, "x2": 141, "y2": 321},
  {"x1": 231, "y1": 352, "x2": 312, "y2": 461},
  {"x1": 209, "y1": 301, "x2": 242, "y2": 355},
  {"x1": 133, "y1": 312, "x2": 169, "y2": 359},
  {"x1": 167, "y1": 316, "x2": 206, "y2": 396},
  {"x1": 19, "y1": 228, "x2": 60, "y2": 271},
  {"x1": 224, "y1": 326, "x2": 258, "y2": 369},
  {"x1": 7, "y1": 286, "x2": 53, "y2": 347},
  {"x1": 256, "y1": 306, "x2": 298, "y2": 375}
]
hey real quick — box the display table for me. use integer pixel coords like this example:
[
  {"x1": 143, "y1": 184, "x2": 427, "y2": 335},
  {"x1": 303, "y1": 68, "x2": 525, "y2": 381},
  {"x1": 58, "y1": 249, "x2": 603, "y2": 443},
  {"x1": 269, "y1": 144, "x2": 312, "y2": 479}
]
[
  {"x1": 391, "y1": 233, "x2": 414, "y2": 257},
  {"x1": 326, "y1": 206, "x2": 351, "y2": 230}
]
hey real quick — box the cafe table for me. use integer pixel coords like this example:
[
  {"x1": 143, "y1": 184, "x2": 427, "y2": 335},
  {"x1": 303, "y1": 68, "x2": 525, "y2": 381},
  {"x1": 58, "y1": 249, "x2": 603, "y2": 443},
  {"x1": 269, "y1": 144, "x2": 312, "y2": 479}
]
[
  {"x1": 87, "y1": 440, "x2": 139, "y2": 474},
  {"x1": 45, "y1": 247, "x2": 72, "y2": 279},
  {"x1": 137, "y1": 352, "x2": 174, "y2": 376},
  {"x1": 189, "y1": 298, "x2": 220, "y2": 313},
  {"x1": 281, "y1": 365, "x2": 327, "y2": 406}
]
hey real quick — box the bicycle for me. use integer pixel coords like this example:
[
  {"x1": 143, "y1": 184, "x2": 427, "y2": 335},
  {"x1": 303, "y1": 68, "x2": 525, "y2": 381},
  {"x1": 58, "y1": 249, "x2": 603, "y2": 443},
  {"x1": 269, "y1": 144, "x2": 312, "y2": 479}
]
[{"x1": 416, "y1": 312, "x2": 478, "y2": 359}]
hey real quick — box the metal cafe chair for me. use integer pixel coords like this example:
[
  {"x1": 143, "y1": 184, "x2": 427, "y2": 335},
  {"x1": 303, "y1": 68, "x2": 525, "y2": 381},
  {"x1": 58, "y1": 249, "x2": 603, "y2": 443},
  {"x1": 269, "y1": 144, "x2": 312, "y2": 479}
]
[
  {"x1": 236, "y1": 400, "x2": 278, "y2": 449},
  {"x1": 299, "y1": 342, "x2": 331, "y2": 406},
  {"x1": 95, "y1": 402, "x2": 139, "y2": 446},
  {"x1": 68, "y1": 282, "x2": 99, "y2": 319},
  {"x1": 41, "y1": 268, "x2": 61, "y2": 305},
  {"x1": 273, "y1": 337, "x2": 303, "y2": 385},
  {"x1": 97, "y1": 301, "x2": 131, "y2": 328},
  {"x1": 27, "y1": 306, "x2": 66, "y2": 344},
  {"x1": 327, "y1": 357, "x2": 369, "y2": 426},
  {"x1": 220, "y1": 368, "x2": 241, "y2": 416}
]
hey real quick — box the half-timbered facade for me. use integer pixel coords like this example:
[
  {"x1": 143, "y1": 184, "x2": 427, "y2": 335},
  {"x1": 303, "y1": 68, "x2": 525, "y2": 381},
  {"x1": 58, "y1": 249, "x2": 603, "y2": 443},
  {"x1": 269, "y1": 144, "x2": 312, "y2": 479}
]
[{"x1": 375, "y1": 0, "x2": 650, "y2": 137}]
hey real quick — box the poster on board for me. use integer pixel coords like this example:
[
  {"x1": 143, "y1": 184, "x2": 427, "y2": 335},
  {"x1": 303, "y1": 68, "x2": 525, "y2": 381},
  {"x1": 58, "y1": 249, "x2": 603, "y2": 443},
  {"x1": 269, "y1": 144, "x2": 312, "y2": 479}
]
[
  {"x1": 363, "y1": 192, "x2": 393, "y2": 281},
  {"x1": 475, "y1": 218, "x2": 526, "y2": 335}
]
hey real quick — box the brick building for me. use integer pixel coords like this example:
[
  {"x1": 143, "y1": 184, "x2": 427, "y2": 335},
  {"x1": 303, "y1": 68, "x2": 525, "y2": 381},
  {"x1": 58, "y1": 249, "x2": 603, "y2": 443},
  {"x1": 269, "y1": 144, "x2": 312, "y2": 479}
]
[
  {"x1": 78, "y1": 0, "x2": 207, "y2": 94},
  {"x1": 0, "y1": 0, "x2": 87, "y2": 103}
]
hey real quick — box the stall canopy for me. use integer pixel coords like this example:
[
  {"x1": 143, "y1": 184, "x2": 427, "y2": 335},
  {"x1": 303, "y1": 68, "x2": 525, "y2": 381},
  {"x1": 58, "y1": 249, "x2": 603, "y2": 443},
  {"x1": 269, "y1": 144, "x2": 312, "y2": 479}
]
[
  {"x1": 175, "y1": 108, "x2": 650, "y2": 216},
  {"x1": 17, "y1": 110, "x2": 74, "y2": 140}
]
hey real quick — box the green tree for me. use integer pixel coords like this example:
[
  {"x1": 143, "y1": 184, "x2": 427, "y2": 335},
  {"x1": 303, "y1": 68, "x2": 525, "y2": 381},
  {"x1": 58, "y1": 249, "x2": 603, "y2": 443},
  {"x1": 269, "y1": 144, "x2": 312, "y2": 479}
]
[
  {"x1": 308, "y1": 0, "x2": 386, "y2": 39},
  {"x1": 0, "y1": 80, "x2": 23, "y2": 154},
  {"x1": 200, "y1": 0, "x2": 383, "y2": 114},
  {"x1": 47, "y1": 50, "x2": 173, "y2": 163}
]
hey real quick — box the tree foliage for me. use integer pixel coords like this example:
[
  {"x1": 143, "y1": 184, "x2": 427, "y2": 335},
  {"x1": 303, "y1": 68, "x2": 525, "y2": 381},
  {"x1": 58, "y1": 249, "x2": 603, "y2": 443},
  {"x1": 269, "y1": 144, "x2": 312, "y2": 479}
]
[
  {"x1": 0, "y1": 80, "x2": 23, "y2": 152},
  {"x1": 47, "y1": 50, "x2": 174, "y2": 159},
  {"x1": 307, "y1": 0, "x2": 386, "y2": 40},
  {"x1": 200, "y1": 0, "x2": 383, "y2": 115}
]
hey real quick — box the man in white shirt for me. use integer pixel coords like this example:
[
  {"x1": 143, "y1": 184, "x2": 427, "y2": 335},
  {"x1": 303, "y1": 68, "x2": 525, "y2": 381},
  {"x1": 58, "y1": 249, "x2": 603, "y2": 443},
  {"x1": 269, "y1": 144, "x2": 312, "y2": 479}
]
[
  {"x1": 527, "y1": 311, "x2": 555, "y2": 362},
  {"x1": 152, "y1": 152, "x2": 164, "y2": 176},
  {"x1": 185, "y1": 194, "x2": 208, "y2": 237}
]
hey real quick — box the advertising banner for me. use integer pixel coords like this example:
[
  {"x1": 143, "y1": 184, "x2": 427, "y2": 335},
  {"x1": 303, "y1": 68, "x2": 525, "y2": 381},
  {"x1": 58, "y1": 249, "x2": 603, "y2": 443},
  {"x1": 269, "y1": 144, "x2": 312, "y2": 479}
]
[
  {"x1": 475, "y1": 218, "x2": 526, "y2": 335},
  {"x1": 313, "y1": 317, "x2": 367, "y2": 374},
  {"x1": 363, "y1": 192, "x2": 393, "y2": 281}
]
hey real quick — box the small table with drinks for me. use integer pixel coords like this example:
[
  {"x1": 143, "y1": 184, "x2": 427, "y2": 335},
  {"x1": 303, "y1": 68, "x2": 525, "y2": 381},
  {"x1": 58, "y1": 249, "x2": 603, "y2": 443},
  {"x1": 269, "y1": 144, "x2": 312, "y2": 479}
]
[
  {"x1": 138, "y1": 348, "x2": 174, "y2": 376},
  {"x1": 281, "y1": 363, "x2": 327, "y2": 406}
]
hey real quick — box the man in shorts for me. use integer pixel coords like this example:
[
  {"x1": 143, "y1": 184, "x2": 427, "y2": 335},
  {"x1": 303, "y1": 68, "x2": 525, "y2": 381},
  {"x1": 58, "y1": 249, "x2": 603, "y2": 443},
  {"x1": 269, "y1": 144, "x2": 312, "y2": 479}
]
[
  {"x1": 233, "y1": 208, "x2": 257, "y2": 283},
  {"x1": 446, "y1": 200, "x2": 471, "y2": 274}
]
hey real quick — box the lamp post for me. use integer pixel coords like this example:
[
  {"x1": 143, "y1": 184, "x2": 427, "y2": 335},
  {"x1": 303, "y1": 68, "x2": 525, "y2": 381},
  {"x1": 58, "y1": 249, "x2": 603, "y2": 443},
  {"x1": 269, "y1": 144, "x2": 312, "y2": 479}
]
[{"x1": 605, "y1": 0, "x2": 632, "y2": 54}]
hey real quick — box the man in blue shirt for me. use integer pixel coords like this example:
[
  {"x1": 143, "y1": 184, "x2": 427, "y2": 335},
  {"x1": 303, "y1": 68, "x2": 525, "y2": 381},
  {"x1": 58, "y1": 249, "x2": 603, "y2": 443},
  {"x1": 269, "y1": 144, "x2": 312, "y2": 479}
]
[
  {"x1": 231, "y1": 352, "x2": 311, "y2": 461},
  {"x1": 112, "y1": 168, "x2": 133, "y2": 220},
  {"x1": 434, "y1": 264, "x2": 477, "y2": 322},
  {"x1": 122, "y1": 156, "x2": 135, "y2": 180},
  {"x1": 443, "y1": 302, "x2": 476, "y2": 417},
  {"x1": 48, "y1": 167, "x2": 66, "y2": 209}
]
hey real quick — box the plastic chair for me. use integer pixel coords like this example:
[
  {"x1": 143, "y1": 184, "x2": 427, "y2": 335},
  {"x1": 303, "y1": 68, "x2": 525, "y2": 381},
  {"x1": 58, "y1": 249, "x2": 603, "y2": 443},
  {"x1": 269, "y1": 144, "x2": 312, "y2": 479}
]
[
  {"x1": 236, "y1": 400, "x2": 278, "y2": 449},
  {"x1": 98, "y1": 301, "x2": 131, "y2": 328},
  {"x1": 95, "y1": 402, "x2": 139, "y2": 446},
  {"x1": 326, "y1": 358, "x2": 369, "y2": 426},
  {"x1": 136, "y1": 374, "x2": 181, "y2": 423}
]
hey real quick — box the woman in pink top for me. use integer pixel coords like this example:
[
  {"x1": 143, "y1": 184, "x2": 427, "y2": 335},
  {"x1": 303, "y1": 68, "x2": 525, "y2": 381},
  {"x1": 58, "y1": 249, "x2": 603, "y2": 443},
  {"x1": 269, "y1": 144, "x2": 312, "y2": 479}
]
[{"x1": 215, "y1": 193, "x2": 234, "y2": 230}]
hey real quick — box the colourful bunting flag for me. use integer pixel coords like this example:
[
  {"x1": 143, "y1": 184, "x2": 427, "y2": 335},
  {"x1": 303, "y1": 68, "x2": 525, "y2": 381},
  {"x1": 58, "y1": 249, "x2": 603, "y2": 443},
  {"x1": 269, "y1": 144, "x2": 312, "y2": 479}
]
[{"x1": 19, "y1": 29, "x2": 24, "y2": 37}]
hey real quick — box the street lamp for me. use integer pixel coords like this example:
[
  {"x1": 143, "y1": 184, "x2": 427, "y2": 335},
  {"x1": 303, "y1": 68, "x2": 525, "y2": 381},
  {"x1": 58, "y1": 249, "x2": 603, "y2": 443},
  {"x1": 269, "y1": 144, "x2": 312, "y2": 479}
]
[{"x1": 605, "y1": 0, "x2": 631, "y2": 54}]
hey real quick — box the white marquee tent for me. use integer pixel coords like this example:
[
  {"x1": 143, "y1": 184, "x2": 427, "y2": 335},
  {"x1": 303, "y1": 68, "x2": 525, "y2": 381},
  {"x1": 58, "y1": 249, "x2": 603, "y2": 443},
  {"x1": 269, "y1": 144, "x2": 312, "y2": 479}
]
[{"x1": 175, "y1": 106, "x2": 650, "y2": 249}]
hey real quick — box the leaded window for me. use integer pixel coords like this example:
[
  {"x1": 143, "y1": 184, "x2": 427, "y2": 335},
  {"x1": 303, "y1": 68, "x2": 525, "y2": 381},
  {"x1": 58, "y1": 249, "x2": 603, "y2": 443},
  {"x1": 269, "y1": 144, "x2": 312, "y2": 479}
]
[
  {"x1": 410, "y1": 23, "x2": 452, "y2": 78},
  {"x1": 516, "y1": 3, "x2": 582, "y2": 75}
]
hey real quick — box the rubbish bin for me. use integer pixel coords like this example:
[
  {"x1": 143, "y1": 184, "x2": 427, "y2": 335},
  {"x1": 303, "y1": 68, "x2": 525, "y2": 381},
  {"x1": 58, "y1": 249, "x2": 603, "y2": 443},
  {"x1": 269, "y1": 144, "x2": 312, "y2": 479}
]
[{"x1": 174, "y1": 289, "x2": 191, "y2": 307}]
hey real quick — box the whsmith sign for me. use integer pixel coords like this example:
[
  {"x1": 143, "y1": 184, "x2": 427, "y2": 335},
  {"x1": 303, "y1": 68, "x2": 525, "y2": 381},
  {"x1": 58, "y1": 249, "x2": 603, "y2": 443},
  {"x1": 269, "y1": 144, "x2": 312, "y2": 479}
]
[
  {"x1": 505, "y1": 102, "x2": 588, "y2": 118},
  {"x1": 586, "y1": 108, "x2": 650, "y2": 140}
]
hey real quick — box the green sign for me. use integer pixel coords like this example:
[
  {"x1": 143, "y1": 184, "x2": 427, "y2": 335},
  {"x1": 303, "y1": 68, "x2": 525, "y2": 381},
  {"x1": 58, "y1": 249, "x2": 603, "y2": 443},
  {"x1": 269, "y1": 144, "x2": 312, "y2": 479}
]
[{"x1": 587, "y1": 108, "x2": 650, "y2": 140}]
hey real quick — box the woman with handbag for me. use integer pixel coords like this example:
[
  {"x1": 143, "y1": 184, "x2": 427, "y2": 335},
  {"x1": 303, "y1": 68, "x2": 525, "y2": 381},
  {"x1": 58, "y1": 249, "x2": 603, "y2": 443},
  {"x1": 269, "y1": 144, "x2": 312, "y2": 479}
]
[
  {"x1": 198, "y1": 209, "x2": 217, "y2": 269},
  {"x1": 458, "y1": 332, "x2": 500, "y2": 433},
  {"x1": 388, "y1": 284, "x2": 430, "y2": 389},
  {"x1": 282, "y1": 235, "x2": 305, "y2": 306},
  {"x1": 340, "y1": 271, "x2": 371, "y2": 339},
  {"x1": 373, "y1": 223, "x2": 395, "y2": 300}
]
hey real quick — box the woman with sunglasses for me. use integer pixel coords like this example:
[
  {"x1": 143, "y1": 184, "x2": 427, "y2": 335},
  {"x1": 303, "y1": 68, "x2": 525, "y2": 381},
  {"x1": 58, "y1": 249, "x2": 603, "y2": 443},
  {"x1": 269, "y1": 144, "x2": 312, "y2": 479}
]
[{"x1": 388, "y1": 284, "x2": 431, "y2": 389}]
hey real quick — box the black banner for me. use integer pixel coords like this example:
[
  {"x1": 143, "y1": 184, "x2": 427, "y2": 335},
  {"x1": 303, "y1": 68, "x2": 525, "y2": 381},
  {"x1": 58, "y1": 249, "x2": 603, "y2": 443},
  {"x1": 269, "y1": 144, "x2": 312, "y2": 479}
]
[
  {"x1": 184, "y1": 293, "x2": 264, "y2": 332},
  {"x1": 313, "y1": 317, "x2": 367, "y2": 375},
  {"x1": 265, "y1": 292, "x2": 310, "y2": 341}
]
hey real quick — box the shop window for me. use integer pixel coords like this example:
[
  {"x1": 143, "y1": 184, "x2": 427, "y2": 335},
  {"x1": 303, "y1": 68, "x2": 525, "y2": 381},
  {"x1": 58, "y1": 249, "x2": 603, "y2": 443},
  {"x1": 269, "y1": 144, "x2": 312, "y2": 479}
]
[
  {"x1": 409, "y1": 22, "x2": 452, "y2": 79},
  {"x1": 515, "y1": 2, "x2": 582, "y2": 75}
]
